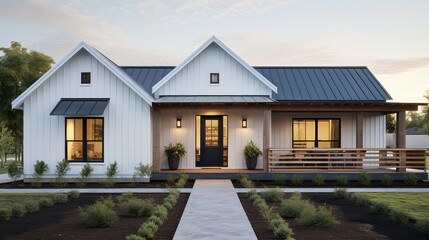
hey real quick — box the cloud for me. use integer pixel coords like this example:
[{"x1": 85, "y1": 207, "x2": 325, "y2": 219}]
[{"x1": 368, "y1": 58, "x2": 429, "y2": 75}]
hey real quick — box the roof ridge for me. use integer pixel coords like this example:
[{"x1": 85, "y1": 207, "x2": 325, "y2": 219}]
[{"x1": 121, "y1": 66, "x2": 369, "y2": 69}]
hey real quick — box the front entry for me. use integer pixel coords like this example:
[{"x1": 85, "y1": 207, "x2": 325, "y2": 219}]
[{"x1": 198, "y1": 116, "x2": 225, "y2": 167}]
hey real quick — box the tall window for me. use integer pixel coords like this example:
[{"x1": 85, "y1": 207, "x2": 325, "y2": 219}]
[
  {"x1": 293, "y1": 119, "x2": 340, "y2": 148},
  {"x1": 66, "y1": 118, "x2": 103, "y2": 162},
  {"x1": 210, "y1": 73, "x2": 219, "y2": 84}
]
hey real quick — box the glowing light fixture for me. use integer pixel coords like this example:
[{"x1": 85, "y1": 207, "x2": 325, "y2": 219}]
[
  {"x1": 242, "y1": 118, "x2": 247, "y2": 128},
  {"x1": 176, "y1": 118, "x2": 182, "y2": 128}
]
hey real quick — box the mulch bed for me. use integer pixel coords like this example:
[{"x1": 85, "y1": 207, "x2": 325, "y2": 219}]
[
  {"x1": 239, "y1": 193, "x2": 428, "y2": 240},
  {"x1": 233, "y1": 180, "x2": 429, "y2": 188},
  {"x1": 0, "y1": 193, "x2": 189, "y2": 240},
  {"x1": 0, "y1": 180, "x2": 195, "y2": 189}
]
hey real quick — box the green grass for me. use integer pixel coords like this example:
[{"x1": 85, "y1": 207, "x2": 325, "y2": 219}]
[
  {"x1": 426, "y1": 156, "x2": 429, "y2": 169},
  {"x1": 359, "y1": 193, "x2": 429, "y2": 221},
  {"x1": 0, "y1": 194, "x2": 53, "y2": 208}
]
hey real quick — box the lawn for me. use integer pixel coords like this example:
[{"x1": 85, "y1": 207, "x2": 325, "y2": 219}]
[
  {"x1": 359, "y1": 192, "x2": 429, "y2": 221},
  {"x1": 0, "y1": 193, "x2": 53, "y2": 207},
  {"x1": 426, "y1": 156, "x2": 429, "y2": 169}
]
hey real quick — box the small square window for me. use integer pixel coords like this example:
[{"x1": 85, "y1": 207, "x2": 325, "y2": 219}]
[
  {"x1": 210, "y1": 73, "x2": 219, "y2": 84},
  {"x1": 81, "y1": 72, "x2": 91, "y2": 84}
]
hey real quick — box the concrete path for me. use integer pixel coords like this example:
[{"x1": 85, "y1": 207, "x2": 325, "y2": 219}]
[
  {"x1": 236, "y1": 188, "x2": 429, "y2": 193},
  {"x1": 0, "y1": 173, "x2": 21, "y2": 184},
  {"x1": 173, "y1": 179, "x2": 257, "y2": 240}
]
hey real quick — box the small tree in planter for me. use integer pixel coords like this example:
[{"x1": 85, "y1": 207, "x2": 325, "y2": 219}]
[
  {"x1": 102, "y1": 161, "x2": 118, "y2": 188},
  {"x1": 75, "y1": 163, "x2": 94, "y2": 188},
  {"x1": 32, "y1": 160, "x2": 49, "y2": 187},
  {"x1": 243, "y1": 141, "x2": 262, "y2": 170},
  {"x1": 164, "y1": 143, "x2": 187, "y2": 170},
  {"x1": 7, "y1": 161, "x2": 23, "y2": 182},
  {"x1": 133, "y1": 163, "x2": 153, "y2": 184},
  {"x1": 53, "y1": 159, "x2": 70, "y2": 188}
]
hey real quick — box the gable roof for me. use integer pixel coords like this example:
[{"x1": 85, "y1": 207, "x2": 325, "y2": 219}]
[
  {"x1": 121, "y1": 66, "x2": 392, "y2": 102},
  {"x1": 151, "y1": 36, "x2": 278, "y2": 94},
  {"x1": 12, "y1": 42, "x2": 154, "y2": 110}
]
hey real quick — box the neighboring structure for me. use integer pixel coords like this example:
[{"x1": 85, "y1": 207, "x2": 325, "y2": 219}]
[
  {"x1": 12, "y1": 36, "x2": 427, "y2": 180},
  {"x1": 387, "y1": 128, "x2": 429, "y2": 149}
]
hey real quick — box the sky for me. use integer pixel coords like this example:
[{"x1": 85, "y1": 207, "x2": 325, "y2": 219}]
[{"x1": 1, "y1": 0, "x2": 428, "y2": 103}]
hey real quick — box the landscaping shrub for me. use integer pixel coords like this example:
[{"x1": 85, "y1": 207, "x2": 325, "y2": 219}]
[
  {"x1": 53, "y1": 159, "x2": 70, "y2": 188},
  {"x1": 389, "y1": 209, "x2": 409, "y2": 224},
  {"x1": 80, "y1": 203, "x2": 118, "y2": 228},
  {"x1": 259, "y1": 187, "x2": 284, "y2": 203},
  {"x1": 102, "y1": 161, "x2": 118, "y2": 187},
  {"x1": 164, "y1": 194, "x2": 178, "y2": 206},
  {"x1": 237, "y1": 173, "x2": 247, "y2": 182},
  {"x1": 0, "y1": 208, "x2": 12, "y2": 221},
  {"x1": 358, "y1": 172, "x2": 371, "y2": 186},
  {"x1": 404, "y1": 173, "x2": 418, "y2": 186},
  {"x1": 32, "y1": 160, "x2": 49, "y2": 187},
  {"x1": 120, "y1": 198, "x2": 155, "y2": 217},
  {"x1": 50, "y1": 193, "x2": 69, "y2": 204},
  {"x1": 147, "y1": 215, "x2": 164, "y2": 226},
  {"x1": 137, "y1": 221, "x2": 158, "y2": 239},
  {"x1": 38, "y1": 197, "x2": 54, "y2": 208},
  {"x1": 270, "y1": 218, "x2": 294, "y2": 240},
  {"x1": 370, "y1": 202, "x2": 391, "y2": 215},
  {"x1": 126, "y1": 234, "x2": 146, "y2": 240},
  {"x1": 11, "y1": 203, "x2": 26, "y2": 217},
  {"x1": 334, "y1": 188, "x2": 348, "y2": 199},
  {"x1": 291, "y1": 174, "x2": 303, "y2": 186},
  {"x1": 152, "y1": 206, "x2": 168, "y2": 221},
  {"x1": 381, "y1": 174, "x2": 393, "y2": 187},
  {"x1": 240, "y1": 178, "x2": 255, "y2": 188},
  {"x1": 349, "y1": 193, "x2": 371, "y2": 206},
  {"x1": 67, "y1": 190, "x2": 80, "y2": 199},
  {"x1": 416, "y1": 219, "x2": 429, "y2": 235},
  {"x1": 274, "y1": 174, "x2": 286, "y2": 185},
  {"x1": 313, "y1": 174, "x2": 325, "y2": 186},
  {"x1": 75, "y1": 163, "x2": 93, "y2": 188},
  {"x1": 133, "y1": 162, "x2": 153, "y2": 180},
  {"x1": 253, "y1": 198, "x2": 267, "y2": 210},
  {"x1": 98, "y1": 196, "x2": 116, "y2": 209},
  {"x1": 116, "y1": 192, "x2": 134, "y2": 203},
  {"x1": 297, "y1": 205, "x2": 338, "y2": 228},
  {"x1": 290, "y1": 191, "x2": 302, "y2": 200},
  {"x1": 23, "y1": 200, "x2": 40, "y2": 213},
  {"x1": 260, "y1": 205, "x2": 278, "y2": 220},
  {"x1": 336, "y1": 175, "x2": 348, "y2": 187},
  {"x1": 279, "y1": 197, "x2": 315, "y2": 218},
  {"x1": 175, "y1": 178, "x2": 187, "y2": 188},
  {"x1": 7, "y1": 161, "x2": 23, "y2": 182},
  {"x1": 178, "y1": 173, "x2": 189, "y2": 182}
]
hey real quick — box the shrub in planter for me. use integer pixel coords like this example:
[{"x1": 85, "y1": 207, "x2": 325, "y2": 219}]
[
  {"x1": 116, "y1": 192, "x2": 135, "y2": 203},
  {"x1": 389, "y1": 209, "x2": 409, "y2": 224},
  {"x1": 290, "y1": 191, "x2": 302, "y2": 200},
  {"x1": 259, "y1": 188, "x2": 284, "y2": 203},
  {"x1": 98, "y1": 196, "x2": 116, "y2": 209},
  {"x1": 80, "y1": 203, "x2": 118, "y2": 228},
  {"x1": 381, "y1": 174, "x2": 393, "y2": 187},
  {"x1": 291, "y1": 174, "x2": 303, "y2": 186},
  {"x1": 416, "y1": 219, "x2": 429, "y2": 235},
  {"x1": 32, "y1": 160, "x2": 49, "y2": 187},
  {"x1": 279, "y1": 198, "x2": 315, "y2": 218},
  {"x1": 52, "y1": 159, "x2": 70, "y2": 188},
  {"x1": 152, "y1": 206, "x2": 168, "y2": 221},
  {"x1": 67, "y1": 190, "x2": 80, "y2": 199},
  {"x1": 137, "y1": 221, "x2": 158, "y2": 239},
  {"x1": 120, "y1": 198, "x2": 155, "y2": 217},
  {"x1": 334, "y1": 188, "x2": 348, "y2": 199},
  {"x1": 75, "y1": 163, "x2": 93, "y2": 188},
  {"x1": 270, "y1": 218, "x2": 294, "y2": 240},
  {"x1": 126, "y1": 234, "x2": 146, "y2": 240},
  {"x1": 313, "y1": 174, "x2": 325, "y2": 186},
  {"x1": 243, "y1": 141, "x2": 262, "y2": 170},
  {"x1": 164, "y1": 143, "x2": 187, "y2": 170},
  {"x1": 175, "y1": 178, "x2": 187, "y2": 188},
  {"x1": 349, "y1": 193, "x2": 371, "y2": 206},
  {"x1": 50, "y1": 193, "x2": 69, "y2": 204},
  {"x1": 253, "y1": 198, "x2": 267, "y2": 210},
  {"x1": 358, "y1": 172, "x2": 371, "y2": 186},
  {"x1": 404, "y1": 173, "x2": 418, "y2": 186},
  {"x1": 370, "y1": 202, "x2": 391, "y2": 215},
  {"x1": 101, "y1": 161, "x2": 118, "y2": 187},
  {"x1": 336, "y1": 175, "x2": 348, "y2": 187},
  {"x1": 38, "y1": 197, "x2": 54, "y2": 208},
  {"x1": 133, "y1": 162, "x2": 153, "y2": 183},
  {"x1": 274, "y1": 174, "x2": 286, "y2": 185},
  {"x1": 260, "y1": 205, "x2": 278, "y2": 220},
  {"x1": 297, "y1": 205, "x2": 338, "y2": 228},
  {"x1": 147, "y1": 215, "x2": 164, "y2": 226},
  {"x1": 7, "y1": 161, "x2": 23, "y2": 182},
  {"x1": 23, "y1": 200, "x2": 40, "y2": 213},
  {"x1": 0, "y1": 208, "x2": 12, "y2": 221},
  {"x1": 11, "y1": 203, "x2": 26, "y2": 217}
]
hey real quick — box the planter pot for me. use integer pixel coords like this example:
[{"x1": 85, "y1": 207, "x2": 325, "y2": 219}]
[
  {"x1": 245, "y1": 156, "x2": 258, "y2": 170},
  {"x1": 168, "y1": 156, "x2": 180, "y2": 170}
]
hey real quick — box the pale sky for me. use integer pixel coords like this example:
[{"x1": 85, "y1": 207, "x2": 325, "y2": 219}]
[{"x1": 1, "y1": 0, "x2": 428, "y2": 103}]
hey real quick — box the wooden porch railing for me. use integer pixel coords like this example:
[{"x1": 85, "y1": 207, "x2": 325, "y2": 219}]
[{"x1": 268, "y1": 148, "x2": 427, "y2": 172}]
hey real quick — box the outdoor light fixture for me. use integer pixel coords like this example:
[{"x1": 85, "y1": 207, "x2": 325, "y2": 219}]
[
  {"x1": 176, "y1": 118, "x2": 182, "y2": 128},
  {"x1": 242, "y1": 118, "x2": 247, "y2": 128}
]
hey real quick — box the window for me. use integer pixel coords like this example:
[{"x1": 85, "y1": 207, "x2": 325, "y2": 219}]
[
  {"x1": 292, "y1": 119, "x2": 340, "y2": 148},
  {"x1": 66, "y1": 118, "x2": 103, "y2": 162},
  {"x1": 81, "y1": 72, "x2": 91, "y2": 84},
  {"x1": 210, "y1": 73, "x2": 219, "y2": 84}
]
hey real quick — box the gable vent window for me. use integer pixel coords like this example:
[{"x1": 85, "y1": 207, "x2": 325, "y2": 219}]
[
  {"x1": 210, "y1": 73, "x2": 219, "y2": 84},
  {"x1": 81, "y1": 72, "x2": 91, "y2": 84}
]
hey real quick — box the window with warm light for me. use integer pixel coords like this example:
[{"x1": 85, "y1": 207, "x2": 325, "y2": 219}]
[
  {"x1": 66, "y1": 118, "x2": 103, "y2": 162},
  {"x1": 292, "y1": 119, "x2": 340, "y2": 148},
  {"x1": 81, "y1": 72, "x2": 91, "y2": 84}
]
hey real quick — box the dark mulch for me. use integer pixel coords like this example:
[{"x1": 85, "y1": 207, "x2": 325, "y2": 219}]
[
  {"x1": 233, "y1": 180, "x2": 429, "y2": 188},
  {"x1": 0, "y1": 180, "x2": 195, "y2": 189},
  {"x1": 239, "y1": 193, "x2": 428, "y2": 240},
  {"x1": 0, "y1": 193, "x2": 189, "y2": 240}
]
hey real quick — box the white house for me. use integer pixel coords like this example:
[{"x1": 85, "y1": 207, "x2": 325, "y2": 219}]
[{"x1": 12, "y1": 36, "x2": 426, "y2": 181}]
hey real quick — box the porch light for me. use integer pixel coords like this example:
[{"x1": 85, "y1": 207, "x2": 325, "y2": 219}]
[
  {"x1": 242, "y1": 118, "x2": 247, "y2": 128},
  {"x1": 176, "y1": 118, "x2": 182, "y2": 128}
]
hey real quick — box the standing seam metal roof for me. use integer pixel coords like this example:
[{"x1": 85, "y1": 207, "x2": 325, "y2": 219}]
[{"x1": 120, "y1": 66, "x2": 392, "y2": 102}]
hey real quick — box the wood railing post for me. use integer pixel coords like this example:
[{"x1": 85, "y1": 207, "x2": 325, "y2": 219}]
[{"x1": 263, "y1": 110, "x2": 271, "y2": 172}]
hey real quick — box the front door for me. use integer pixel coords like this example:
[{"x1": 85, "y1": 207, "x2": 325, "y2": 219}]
[{"x1": 200, "y1": 116, "x2": 223, "y2": 167}]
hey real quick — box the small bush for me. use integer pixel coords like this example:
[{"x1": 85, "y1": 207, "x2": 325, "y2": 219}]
[
  {"x1": 381, "y1": 175, "x2": 393, "y2": 187},
  {"x1": 50, "y1": 193, "x2": 69, "y2": 204},
  {"x1": 98, "y1": 196, "x2": 116, "y2": 209},
  {"x1": 133, "y1": 163, "x2": 153, "y2": 183},
  {"x1": 76, "y1": 163, "x2": 94, "y2": 187},
  {"x1": 0, "y1": 208, "x2": 12, "y2": 221},
  {"x1": 137, "y1": 221, "x2": 158, "y2": 239},
  {"x1": 349, "y1": 193, "x2": 371, "y2": 206},
  {"x1": 23, "y1": 200, "x2": 40, "y2": 213},
  {"x1": 52, "y1": 159, "x2": 70, "y2": 188},
  {"x1": 175, "y1": 178, "x2": 187, "y2": 188},
  {"x1": 147, "y1": 215, "x2": 164, "y2": 226},
  {"x1": 259, "y1": 188, "x2": 284, "y2": 203},
  {"x1": 126, "y1": 234, "x2": 146, "y2": 240},
  {"x1": 38, "y1": 198, "x2": 54, "y2": 208},
  {"x1": 358, "y1": 172, "x2": 371, "y2": 186},
  {"x1": 290, "y1": 191, "x2": 302, "y2": 200},
  {"x1": 404, "y1": 173, "x2": 418, "y2": 186},
  {"x1": 178, "y1": 173, "x2": 189, "y2": 182},
  {"x1": 336, "y1": 175, "x2": 348, "y2": 187},
  {"x1": 370, "y1": 202, "x2": 391, "y2": 215},
  {"x1": 334, "y1": 188, "x2": 348, "y2": 199},
  {"x1": 7, "y1": 161, "x2": 23, "y2": 182},
  {"x1": 389, "y1": 209, "x2": 409, "y2": 224},
  {"x1": 279, "y1": 198, "x2": 315, "y2": 218},
  {"x1": 166, "y1": 175, "x2": 176, "y2": 187},
  {"x1": 120, "y1": 198, "x2": 155, "y2": 217},
  {"x1": 80, "y1": 203, "x2": 118, "y2": 228},
  {"x1": 260, "y1": 205, "x2": 277, "y2": 220},
  {"x1": 152, "y1": 206, "x2": 168, "y2": 221},
  {"x1": 297, "y1": 205, "x2": 338, "y2": 228},
  {"x1": 11, "y1": 203, "x2": 26, "y2": 217},
  {"x1": 67, "y1": 190, "x2": 80, "y2": 199},
  {"x1": 116, "y1": 192, "x2": 135, "y2": 203},
  {"x1": 270, "y1": 218, "x2": 294, "y2": 240},
  {"x1": 313, "y1": 174, "x2": 325, "y2": 186},
  {"x1": 240, "y1": 178, "x2": 255, "y2": 188},
  {"x1": 274, "y1": 174, "x2": 286, "y2": 185},
  {"x1": 416, "y1": 219, "x2": 429, "y2": 235},
  {"x1": 253, "y1": 198, "x2": 267, "y2": 210},
  {"x1": 32, "y1": 160, "x2": 49, "y2": 187},
  {"x1": 291, "y1": 174, "x2": 303, "y2": 186},
  {"x1": 164, "y1": 195, "x2": 178, "y2": 206}
]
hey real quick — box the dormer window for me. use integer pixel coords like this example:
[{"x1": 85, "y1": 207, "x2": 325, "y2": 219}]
[
  {"x1": 210, "y1": 73, "x2": 219, "y2": 84},
  {"x1": 81, "y1": 72, "x2": 91, "y2": 84}
]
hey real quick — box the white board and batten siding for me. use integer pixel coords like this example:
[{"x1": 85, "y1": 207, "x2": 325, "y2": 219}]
[
  {"x1": 23, "y1": 49, "x2": 151, "y2": 179},
  {"x1": 154, "y1": 43, "x2": 272, "y2": 97}
]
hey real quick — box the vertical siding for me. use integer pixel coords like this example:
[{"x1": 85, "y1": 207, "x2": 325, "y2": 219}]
[
  {"x1": 156, "y1": 43, "x2": 272, "y2": 96},
  {"x1": 363, "y1": 113, "x2": 386, "y2": 148},
  {"x1": 23, "y1": 49, "x2": 151, "y2": 178}
]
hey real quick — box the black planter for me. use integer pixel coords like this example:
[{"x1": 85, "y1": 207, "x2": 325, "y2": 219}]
[
  {"x1": 245, "y1": 156, "x2": 258, "y2": 170},
  {"x1": 168, "y1": 156, "x2": 180, "y2": 170}
]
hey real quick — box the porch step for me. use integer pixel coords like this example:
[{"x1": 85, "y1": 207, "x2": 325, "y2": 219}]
[{"x1": 173, "y1": 179, "x2": 256, "y2": 240}]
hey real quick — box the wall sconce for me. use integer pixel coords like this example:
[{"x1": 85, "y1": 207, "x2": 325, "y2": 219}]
[
  {"x1": 176, "y1": 118, "x2": 182, "y2": 128},
  {"x1": 242, "y1": 118, "x2": 247, "y2": 128}
]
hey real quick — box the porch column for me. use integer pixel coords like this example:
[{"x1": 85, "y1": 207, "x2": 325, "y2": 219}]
[
  {"x1": 396, "y1": 111, "x2": 406, "y2": 172},
  {"x1": 263, "y1": 110, "x2": 271, "y2": 172},
  {"x1": 356, "y1": 112, "x2": 363, "y2": 148},
  {"x1": 152, "y1": 108, "x2": 161, "y2": 172}
]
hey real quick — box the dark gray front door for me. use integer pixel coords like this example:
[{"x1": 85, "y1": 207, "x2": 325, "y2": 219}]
[{"x1": 200, "y1": 116, "x2": 223, "y2": 167}]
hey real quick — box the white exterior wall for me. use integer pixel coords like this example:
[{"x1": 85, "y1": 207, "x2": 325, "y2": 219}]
[
  {"x1": 363, "y1": 113, "x2": 386, "y2": 148},
  {"x1": 159, "y1": 108, "x2": 265, "y2": 169},
  {"x1": 23, "y1": 49, "x2": 151, "y2": 179},
  {"x1": 155, "y1": 43, "x2": 272, "y2": 97}
]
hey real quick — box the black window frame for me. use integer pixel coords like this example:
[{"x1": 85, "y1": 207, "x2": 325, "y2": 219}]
[
  {"x1": 81, "y1": 72, "x2": 91, "y2": 84},
  {"x1": 65, "y1": 117, "x2": 104, "y2": 162},
  {"x1": 292, "y1": 118, "x2": 341, "y2": 148},
  {"x1": 210, "y1": 73, "x2": 219, "y2": 84}
]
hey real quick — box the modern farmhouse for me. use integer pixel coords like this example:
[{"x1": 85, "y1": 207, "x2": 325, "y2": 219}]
[{"x1": 12, "y1": 36, "x2": 427, "y2": 181}]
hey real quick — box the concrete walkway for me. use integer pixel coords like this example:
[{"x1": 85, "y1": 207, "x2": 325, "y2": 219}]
[
  {"x1": 173, "y1": 179, "x2": 257, "y2": 240},
  {"x1": 0, "y1": 173, "x2": 21, "y2": 184},
  {"x1": 236, "y1": 187, "x2": 429, "y2": 193}
]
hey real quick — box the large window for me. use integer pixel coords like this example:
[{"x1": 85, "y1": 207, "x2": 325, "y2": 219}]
[
  {"x1": 66, "y1": 118, "x2": 103, "y2": 162},
  {"x1": 293, "y1": 119, "x2": 340, "y2": 148}
]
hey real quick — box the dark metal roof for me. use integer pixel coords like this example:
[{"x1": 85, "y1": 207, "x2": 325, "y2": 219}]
[
  {"x1": 121, "y1": 66, "x2": 392, "y2": 102},
  {"x1": 51, "y1": 98, "x2": 110, "y2": 116},
  {"x1": 155, "y1": 96, "x2": 274, "y2": 103}
]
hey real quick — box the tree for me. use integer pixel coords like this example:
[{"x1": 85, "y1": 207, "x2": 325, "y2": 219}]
[
  {"x1": 386, "y1": 114, "x2": 396, "y2": 133},
  {"x1": 406, "y1": 89, "x2": 429, "y2": 134},
  {"x1": 0, "y1": 42, "x2": 54, "y2": 161},
  {"x1": 0, "y1": 121, "x2": 14, "y2": 167}
]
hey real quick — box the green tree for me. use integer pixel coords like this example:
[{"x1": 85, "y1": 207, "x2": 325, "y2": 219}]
[
  {"x1": 386, "y1": 113, "x2": 396, "y2": 133},
  {"x1": 0, "y1": 42, "x2": 54, "y2": 160},
  {"x1": 406, "y1": 89, "x2": 429, "y2": 134},
  {"x1": 0, "y1": 121, "x2": 14, "y2": 167}
]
